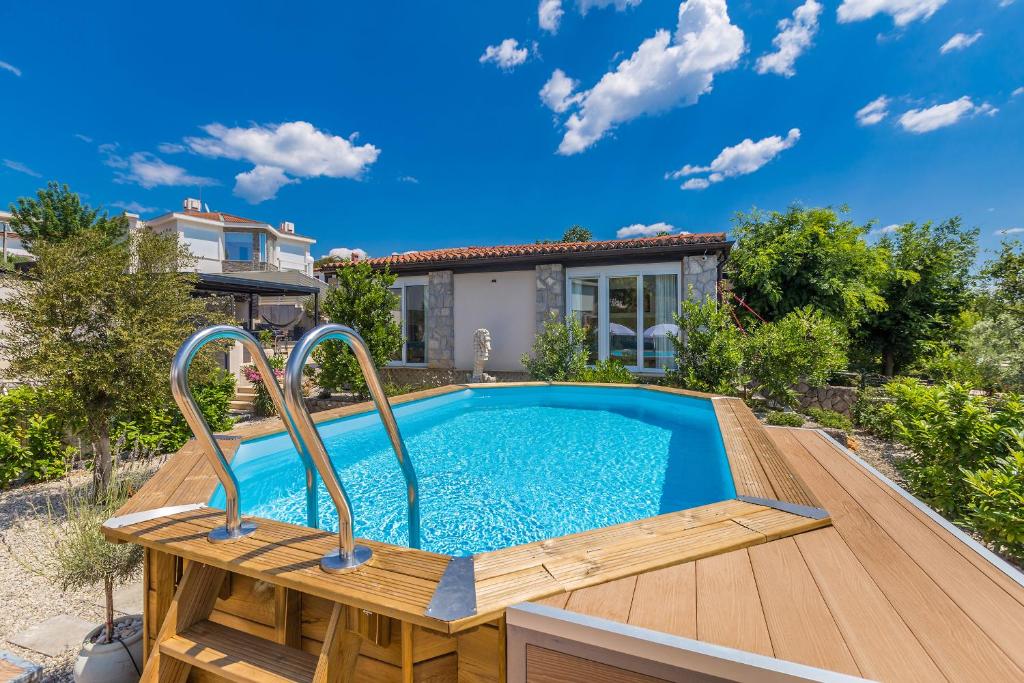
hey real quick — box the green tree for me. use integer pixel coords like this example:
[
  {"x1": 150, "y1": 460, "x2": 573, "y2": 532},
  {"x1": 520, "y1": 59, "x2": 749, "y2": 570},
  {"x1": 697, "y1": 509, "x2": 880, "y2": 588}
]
[
  {"x1": 856, "y1": 219, "x2": 977, "y2": 376},
  {"x1": 315, "y1": 261, "x2": 402, "y2": 396},
  {"x1": 668, "y1": 292, "x2": 747, "y2": 395},
  {"x1": 8, "y1": 182, "x2": 126, "y2": 252},
  {"x1": 744, "y1": 307, "x2": 849, "y2": 407},
  {"x1": 0, "y1": 213, "x2": 210, "y2": 491},
  {"x1": 562, "y1": 225, "x2": 592, "y2": 243},
  {"x1": 728, "y1": 206, "x2": 887, "y2": 327},
  {"x1": 982, "y1": 240, "x2": 1024, "y2": 324},
  {"x1": 521, "y1": 313, "x2": 590, "y2": 381}
]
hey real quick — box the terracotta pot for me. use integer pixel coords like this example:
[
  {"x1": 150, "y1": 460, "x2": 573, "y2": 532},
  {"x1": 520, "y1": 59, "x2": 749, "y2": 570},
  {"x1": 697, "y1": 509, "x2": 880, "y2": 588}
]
[{"x1": 73, "y1": 616, "x2": 143, "y2": 683}]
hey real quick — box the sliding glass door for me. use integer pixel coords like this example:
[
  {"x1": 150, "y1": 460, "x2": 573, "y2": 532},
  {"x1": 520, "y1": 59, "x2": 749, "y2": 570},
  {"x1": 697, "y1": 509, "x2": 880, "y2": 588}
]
[
  {"x1": 568, "y1": 266, "x2": 680, "y2": 372},
  {"x1": 389, "y1": 281, "x2": 427, "y2": 366}
]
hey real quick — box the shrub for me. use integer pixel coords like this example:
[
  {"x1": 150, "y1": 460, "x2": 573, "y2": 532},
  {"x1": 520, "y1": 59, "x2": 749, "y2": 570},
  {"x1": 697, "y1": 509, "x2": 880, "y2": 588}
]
[
  {"x1": 0, "y1": 388, "x2": 75, "y2": 489},
  {"x1": 668, "y1": 293, "x2": 746, "y2": 395},
  {"x1": 882, "y1": 379, "x2": 1024, "y2": 518},
  {"x1": 963, "y1": 436, "x2": 1024, "y2": 561},
  {"x1": 853, "y1": 386, "x2": 897, "y2": 437},
  {"x1": 316, "y1": 261, "x2": 402, "y2": 397},
  {"x1": 522, "y1": 313, "x2": 590, "y2": 381},
  {"x1": 805, "y1": 407, "x2": 853, "y2": 432},
  {"x1": 578, "y1": 359, "x2": 635, "y2": 384},
  {"x1": 765, "y1": 411, "x2": 805, "y2": 427},
  {"x1": 243, "y1": 356, "x2": 284, "y2": 417},
  {"x1": 744, "y1": 307, "x2": 848, "y2": 408}
]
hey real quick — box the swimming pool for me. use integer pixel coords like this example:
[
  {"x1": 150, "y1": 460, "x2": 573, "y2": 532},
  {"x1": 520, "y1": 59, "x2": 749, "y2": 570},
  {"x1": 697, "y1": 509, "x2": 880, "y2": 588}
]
[{"x1": 211, "y1": 385, "x2": 735, "y2": 555}]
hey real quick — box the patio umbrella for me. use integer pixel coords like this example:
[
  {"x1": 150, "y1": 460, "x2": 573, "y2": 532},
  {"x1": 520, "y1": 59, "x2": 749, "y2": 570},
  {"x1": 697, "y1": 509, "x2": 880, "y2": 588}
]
[
  {"x1": 609, "y1": 323, "x2": 635, "y2": 336},
  {"x1": 644, "y1": 323, "x2": 680, "y2": 338}
]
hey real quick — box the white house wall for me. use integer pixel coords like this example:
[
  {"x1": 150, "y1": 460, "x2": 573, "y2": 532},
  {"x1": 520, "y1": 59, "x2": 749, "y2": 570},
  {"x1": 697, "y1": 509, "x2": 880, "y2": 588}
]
[
  {"x1": 178, "y1": 224, "x2": 223, "y2": 272},
  {"x1": 277, "y1": 240, "x2": 310, "y2": 274},
  {"x1": 453, "y1": 270, "x2": 535, "y2": 372}
]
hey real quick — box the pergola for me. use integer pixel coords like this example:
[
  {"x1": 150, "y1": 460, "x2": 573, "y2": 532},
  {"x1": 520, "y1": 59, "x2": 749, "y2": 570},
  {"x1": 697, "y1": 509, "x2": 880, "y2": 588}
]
[{"x1": 192, "y1": 271, "x2": 325, "y2": 332}]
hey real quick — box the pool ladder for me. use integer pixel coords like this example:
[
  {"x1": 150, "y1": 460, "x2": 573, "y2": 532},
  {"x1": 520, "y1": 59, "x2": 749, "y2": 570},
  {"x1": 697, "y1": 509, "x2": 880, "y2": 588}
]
[{"x1": 170, "y1": 323, "x2": 420, "y2": 572}]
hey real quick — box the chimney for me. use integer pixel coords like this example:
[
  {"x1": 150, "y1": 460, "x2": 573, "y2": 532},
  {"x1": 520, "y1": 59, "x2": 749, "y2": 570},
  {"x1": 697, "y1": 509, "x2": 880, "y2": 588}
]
[
  {"x1": 183, "y1": 197, "x2": 202, "y2": 212},
  {"x1": 279, "y1": 221, "x2": 295, "y2": 234}
]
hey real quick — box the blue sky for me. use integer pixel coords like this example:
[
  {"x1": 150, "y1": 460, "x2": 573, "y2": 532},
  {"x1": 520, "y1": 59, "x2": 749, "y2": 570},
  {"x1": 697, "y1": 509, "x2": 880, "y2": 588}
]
[{"x1": 1, "y1": 0, "x2": 1021, "y2": 259}]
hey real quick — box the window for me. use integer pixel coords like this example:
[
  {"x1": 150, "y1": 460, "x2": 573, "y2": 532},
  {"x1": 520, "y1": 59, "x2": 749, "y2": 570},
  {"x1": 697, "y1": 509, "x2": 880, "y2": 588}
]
[
  {"x1": 567, "y1": 265, "x2": 680, "y2": 372},
  {"x1": 389, "y1": 280, "x2": 428, "y2": 366},
  {"x1": 224, "y1": 232, "x2": 253, "y2": 261}
]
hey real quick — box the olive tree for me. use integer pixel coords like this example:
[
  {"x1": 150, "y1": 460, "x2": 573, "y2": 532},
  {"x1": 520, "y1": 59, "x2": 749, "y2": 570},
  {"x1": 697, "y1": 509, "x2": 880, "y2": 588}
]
[{"x1": 0, "y1": 195, "x2": 210, "y2": 491}]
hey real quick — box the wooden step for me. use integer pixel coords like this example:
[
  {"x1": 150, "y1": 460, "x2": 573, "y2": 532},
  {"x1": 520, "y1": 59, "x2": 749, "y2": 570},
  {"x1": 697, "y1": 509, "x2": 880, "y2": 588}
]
[{"x1": 160, "y1": 619, "x2": 317, "y2": 683}]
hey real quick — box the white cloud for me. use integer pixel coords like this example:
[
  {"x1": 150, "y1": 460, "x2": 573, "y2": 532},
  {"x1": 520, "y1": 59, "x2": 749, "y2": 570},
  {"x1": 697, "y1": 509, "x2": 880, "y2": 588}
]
[
  {"x1": 539, "y1": 0, "x2": 564, "y2": 33},
  {"x1": 110, "y1": 200, "x2": 159, "y2": 214},
  {"x1": 157, "y1": 142, "x2": 186, "y2": 154},
  {"x1": 898, "y1": 96, "x2": 997, "y2": 133},
  {"x1": 668, "y1": 128, "x2": 800, "y2": 190},
  {"x1": 755, "y1": 0, "x2": 823, "y2": 78},
  {"x1": 480, "y1": 39, "x2": 530, "y2": 70},
  {"x1": 540, "y1": 69, "x2": 582, "y2": 113},
  {"x1": 112, "y1": 152, "x2": 218, "y2": 189},
  {"x1": 234, "y1": 165, "x2": 299, "y2": 204},
  {"x1": 0, "y1": 60, "x2": 21, "y2": 77},
  {"x1": 3, "y1": 159, "x2": 41, "y2": 177},
  {"x1": 398, "y1": 175, "x2": 420, "y2": 184},
  {"x1": 579, "y1": 0, "x2": 643, "y2": 13},
  {"x1": 997, "y1": 227, "x2": 1024, "y2": 235},
  {"x1": 856, "y1": 95, "x2": 890, "y2": 125},
  {"x1": 184, "y1": 121, "x2": 379, "y2": 203},
  {"x1": 74, "y1": 133, "x2": 93, "y2": 143},
  {"x1": 617, "y1": 222, "x2": 687, "y2": 238},
  {"x1": 879, "y1": 223, "x2": 901, "y2": 233},
  {"x1": 837, "y1": 0, "x2": 947, "y2": 26},
  {"x1": 327, "y1": 247, "x2": 369, "y2": 261},
  {"x1": 940, "y1": 31, "x2": 983, "y2": 54},
  {"x1": 1013, "y1": 87, "x2": 1024, "y2": 98},
  {"x1": 552, "y1": 0, "x2": 745, "y2": 155},
  {"x1": 998, "y1": 0, "x2": 1015, "y2": 7}
]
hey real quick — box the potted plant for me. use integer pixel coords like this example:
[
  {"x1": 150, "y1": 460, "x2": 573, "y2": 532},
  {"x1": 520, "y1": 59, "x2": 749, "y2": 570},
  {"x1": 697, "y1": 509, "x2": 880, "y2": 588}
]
[{"x1": 26, "y1": 467, "x2": 145, "y2": 683}]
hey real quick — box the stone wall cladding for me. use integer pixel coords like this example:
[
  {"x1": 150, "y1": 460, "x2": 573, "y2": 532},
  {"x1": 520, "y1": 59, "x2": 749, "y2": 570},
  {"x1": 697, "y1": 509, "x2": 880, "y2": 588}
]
[
  {"x1": 682, "y1": 253, "x2": 719, "y2": 302},
  {"x1": 795, "y1": 383, "x2": 858, "y2": 417},
  {"x1": 427, "y1": 270, "x2": 455, "y2": 369},
  {"x1": 535, "y1": 264, "x2": 565, "y2": 333}
]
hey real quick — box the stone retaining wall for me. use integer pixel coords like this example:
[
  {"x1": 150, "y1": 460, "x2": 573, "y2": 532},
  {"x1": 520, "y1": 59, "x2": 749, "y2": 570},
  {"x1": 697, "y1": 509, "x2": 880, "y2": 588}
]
[{"x1": 795, "y1": 383, "x2": 858, "y2": 416}]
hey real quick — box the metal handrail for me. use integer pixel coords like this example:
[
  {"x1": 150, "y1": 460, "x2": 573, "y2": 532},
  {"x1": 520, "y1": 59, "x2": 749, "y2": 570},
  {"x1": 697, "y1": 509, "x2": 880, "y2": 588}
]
[
  {"x1": 171, "y1": 325, "x2": 319, "y2": 543},
  {"x1": 284, "y1": 323, "x2": 421, "y2": 573}
]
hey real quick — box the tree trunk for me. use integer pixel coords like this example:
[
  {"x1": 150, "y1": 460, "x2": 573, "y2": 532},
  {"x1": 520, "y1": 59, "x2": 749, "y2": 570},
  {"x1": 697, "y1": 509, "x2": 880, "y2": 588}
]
[
  {"x1": 883, "y1": 350, "x2": 895, "y2": 378},
  {"x1": 103, "y1": 576, "x2": 114, "y2": 644},
  {"x1": 92, "y1": 420, "x2": 112, "y2": 498}
]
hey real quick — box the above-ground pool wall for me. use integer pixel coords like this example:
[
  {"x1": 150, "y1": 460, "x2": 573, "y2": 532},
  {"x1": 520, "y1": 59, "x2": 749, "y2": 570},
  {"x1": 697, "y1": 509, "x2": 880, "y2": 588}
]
[{"x1": 144, "y1": 548, "x2": 502, "y2": 682}]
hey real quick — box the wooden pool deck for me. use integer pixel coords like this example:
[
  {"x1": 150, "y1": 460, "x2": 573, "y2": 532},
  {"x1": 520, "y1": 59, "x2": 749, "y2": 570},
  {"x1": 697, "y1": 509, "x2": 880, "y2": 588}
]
[
  {"x1": 100, "y1": 384, "x2": 1024, "y2": 681},
  {"x1": 542, "y1": 427, "x2": 1024, "y2": 682}
]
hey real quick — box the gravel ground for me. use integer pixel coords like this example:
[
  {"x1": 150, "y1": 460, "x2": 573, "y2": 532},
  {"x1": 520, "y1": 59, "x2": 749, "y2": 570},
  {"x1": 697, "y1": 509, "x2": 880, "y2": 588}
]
[{"x1": 0, "y1": 465, "x2": 155, "y2": 682}]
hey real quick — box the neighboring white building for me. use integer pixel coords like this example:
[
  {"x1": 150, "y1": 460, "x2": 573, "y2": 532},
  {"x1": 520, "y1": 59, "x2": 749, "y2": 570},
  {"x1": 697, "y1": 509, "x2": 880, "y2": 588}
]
[
  {"x1": 138, "y1": 198, "x2": 316, "y2": 276},
  {"x1": 0, "y1": 209, "x2": 30, "y2": 262},
  {"x1": 318, "y1": 232, "x2": 731, "y2": 378}
]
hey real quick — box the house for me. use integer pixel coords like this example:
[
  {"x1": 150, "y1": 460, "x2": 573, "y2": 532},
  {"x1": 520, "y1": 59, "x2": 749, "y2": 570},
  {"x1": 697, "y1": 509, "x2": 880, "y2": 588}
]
[
  {"x1": 318, "y1": 232, "x2": 731, "y2": 380},
  {"x1": 138, "y1": 198, "x2": 316, "y2": 276},
  {"x1": 0, "y1": 209, "x2": 30, "y2": 262}
]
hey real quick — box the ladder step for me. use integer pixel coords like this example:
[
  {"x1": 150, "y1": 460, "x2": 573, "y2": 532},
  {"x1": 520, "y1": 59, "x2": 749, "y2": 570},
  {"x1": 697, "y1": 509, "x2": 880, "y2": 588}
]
[{"x1": 160, "y1": 619, "x2": 317, "y2": 683}]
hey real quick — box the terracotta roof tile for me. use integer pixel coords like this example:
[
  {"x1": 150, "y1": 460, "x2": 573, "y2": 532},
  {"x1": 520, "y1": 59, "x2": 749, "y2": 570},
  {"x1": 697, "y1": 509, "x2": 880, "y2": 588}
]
[{"x1": 322, "y1": 232, "x2": 728, "y2": 271}]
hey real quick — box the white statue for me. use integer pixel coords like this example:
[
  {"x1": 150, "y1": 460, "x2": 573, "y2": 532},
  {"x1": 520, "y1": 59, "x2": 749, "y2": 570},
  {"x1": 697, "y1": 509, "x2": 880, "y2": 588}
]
[{"x1": 472, "y1": 328, "x2": 496, "y2": 382}]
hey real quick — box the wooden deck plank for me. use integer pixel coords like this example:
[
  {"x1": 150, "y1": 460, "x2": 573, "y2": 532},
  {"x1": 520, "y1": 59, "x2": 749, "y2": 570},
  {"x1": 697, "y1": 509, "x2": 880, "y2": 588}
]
[
  {"x1": 626, "y1": 562, "x2": 696, "y2": 639},
  {"x1": 771, "y1": 428, "x2": 1024, "y2": 682},
  {"x1": 748, "y1": 537, "x2": 860, "y2": 676},
  {"x1": 563, "y1": 576, "x2": 637, "y2": 623},
  {"x1": 694, "y1": 549, "x2": 773, "y2": 657},
  {"x1": 793, "y1": 528, "x2": 945, "y2": 683},
  {"x1": 730, "y1": 400, "x2": 820, "y2": 508},
  {"x1": 712, "y1": 399, "x2": 774, "y2": 500},
  {"x1": 788, "y1": 428, "x2": 1024, "y2": 673}
]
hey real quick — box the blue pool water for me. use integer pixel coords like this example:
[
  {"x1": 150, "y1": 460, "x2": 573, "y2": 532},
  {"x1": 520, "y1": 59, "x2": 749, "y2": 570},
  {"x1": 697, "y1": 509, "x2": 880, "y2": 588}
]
[{"x1": 211, "y1": 386, "x2": 734, "y2": 555}]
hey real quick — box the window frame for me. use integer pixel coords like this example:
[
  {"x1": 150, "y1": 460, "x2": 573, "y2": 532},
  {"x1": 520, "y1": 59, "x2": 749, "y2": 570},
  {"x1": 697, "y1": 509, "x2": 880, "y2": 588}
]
[
  {"x1": 565, "y1": 262, "x2": 682, "y2": 375},
  {"x1": 388, "y1": 276, "x2": 429, "y2": 368}
]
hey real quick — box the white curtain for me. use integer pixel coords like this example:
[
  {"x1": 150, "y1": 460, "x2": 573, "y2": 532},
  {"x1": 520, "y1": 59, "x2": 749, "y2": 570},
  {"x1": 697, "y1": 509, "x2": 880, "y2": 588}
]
[{"x1": 655, "y1": 274, "x2": 677, "y2": 369}]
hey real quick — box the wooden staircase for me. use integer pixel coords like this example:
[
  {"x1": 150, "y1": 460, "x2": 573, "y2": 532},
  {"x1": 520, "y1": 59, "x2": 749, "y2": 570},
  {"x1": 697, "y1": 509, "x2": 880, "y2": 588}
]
[{"x1": 144, "y1": 561, "x2": 361, "y2": 683}]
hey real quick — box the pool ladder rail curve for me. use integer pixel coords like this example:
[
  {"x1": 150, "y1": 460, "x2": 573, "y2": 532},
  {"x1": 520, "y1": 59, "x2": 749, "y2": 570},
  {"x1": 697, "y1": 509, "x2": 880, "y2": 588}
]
[{"x1": 169, "y1": 323, "x2": 421, "y2": 574}]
